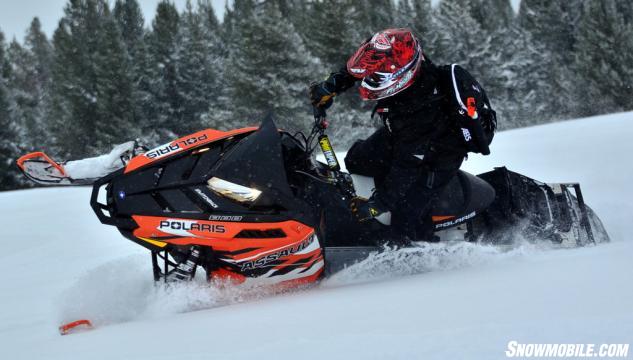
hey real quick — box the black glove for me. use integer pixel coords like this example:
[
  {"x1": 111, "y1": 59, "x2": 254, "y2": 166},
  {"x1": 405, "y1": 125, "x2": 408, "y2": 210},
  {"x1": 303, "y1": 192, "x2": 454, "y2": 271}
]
[
  {"x1": 309, "y1": 81, "x2": 335, "y2": 109},
  {"x1": 350, "y1": 196, "x2": 387, "y2": 222}
]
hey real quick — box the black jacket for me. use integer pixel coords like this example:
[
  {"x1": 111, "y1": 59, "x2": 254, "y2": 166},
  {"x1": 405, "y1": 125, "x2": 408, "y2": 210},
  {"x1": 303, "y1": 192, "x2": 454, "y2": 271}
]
[{"x1": 327, "y1": 59, "x2": 496, "y2": 208}]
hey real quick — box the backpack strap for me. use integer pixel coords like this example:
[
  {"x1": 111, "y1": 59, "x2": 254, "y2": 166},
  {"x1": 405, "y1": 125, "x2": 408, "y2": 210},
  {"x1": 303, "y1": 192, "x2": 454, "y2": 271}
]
[{"x1": 447, "y1": 64, "x2": 495, "y2": 155}]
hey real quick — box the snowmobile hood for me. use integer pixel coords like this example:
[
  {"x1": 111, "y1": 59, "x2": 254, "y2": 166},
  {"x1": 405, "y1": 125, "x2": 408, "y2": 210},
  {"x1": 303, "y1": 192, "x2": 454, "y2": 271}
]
[{"x1": 124, "y1": 127, "x2": 258, "y2": 174}]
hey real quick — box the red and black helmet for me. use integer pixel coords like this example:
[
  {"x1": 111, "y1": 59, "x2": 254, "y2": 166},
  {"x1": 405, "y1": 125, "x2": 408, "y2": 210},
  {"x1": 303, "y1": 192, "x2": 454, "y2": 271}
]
[{"x1": 347, "y1": 28, "x2": 424, "y2": 101}]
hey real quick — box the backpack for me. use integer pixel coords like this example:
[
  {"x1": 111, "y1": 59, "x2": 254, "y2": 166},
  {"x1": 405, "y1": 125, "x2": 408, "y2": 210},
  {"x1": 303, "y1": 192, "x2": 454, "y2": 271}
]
[{"x1": 447, "y1": 64, "x2": 497, "y2": 155}]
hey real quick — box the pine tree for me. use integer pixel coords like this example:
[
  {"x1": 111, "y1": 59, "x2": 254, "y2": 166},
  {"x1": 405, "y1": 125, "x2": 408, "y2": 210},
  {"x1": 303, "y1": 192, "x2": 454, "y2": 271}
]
[
  {"x1": 431, "y1": 0, "x2": 489, "y2": 72},
  {"x1": 518, "y1": 0, "x2": 583, "y2": 119},
  {"x1": 113, "y1": 0, "x2": 145, "y2": 54},
  {"x1": 489, "y1": 24, "x2": 554, "y2": 128},
  {"x1": 519, "y1": 0, "x2": 582, "y2": 64},
  {"x1": 468, "y1": 0, "x2": 514, "y2": 33},
  {"x1": 49, "y1": 0, "x2": 136, "y2": 158},
  {"x1": 7, "y1": 18, "x2": 53, "y2": 150},
  {"x1": 114, "y1": 0, "x2": 152, "y2": 132},
  {"x1": 6, "y1": 40, "x2": 30, "y2": 146},
  {"x1": 350, "y1": 0, "x2": 396, "y2": 35},
  {"x1": 573, "y1": 0, "x2": 633, "y2": 116},
  {"x1": 49, "y1": 0, "x2": 100, "y2": 158},
  {"x1": 0, "y1": 30, "x2": 22, "y2": 190},
  {"x1": 194, "y1": 0, "x2": 226, "y2": 130},
  {"x1": 395, "y1": 0, "x2": 415, "y2": 29},
  {"x1": 302, "y1": 0, "x2": 359, "y2": 69},
  {"x1": 93, "y1": 6, "x2": 138, "y2": 150},
  {"x1": 226, "y1": 0, "x2": 319, "y2": 130},
  {"x1": 411, "y1": 0, "x2": 432, "y2": 38},
  {"x1": 174, "y1": 0, "x2": 220, "y2": 134},
  {"x1": 147, "y1": 0, "x2": 181, "y2": 138}
]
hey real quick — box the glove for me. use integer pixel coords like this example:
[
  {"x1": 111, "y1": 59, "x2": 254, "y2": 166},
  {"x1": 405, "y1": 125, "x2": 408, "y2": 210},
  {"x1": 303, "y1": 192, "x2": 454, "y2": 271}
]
[
  {"x1": 309, "y1": 81, "x2": 335, "y2": 109},
  {"x1": 350, "y1": 196, "x2": 387, "y2": 222}
]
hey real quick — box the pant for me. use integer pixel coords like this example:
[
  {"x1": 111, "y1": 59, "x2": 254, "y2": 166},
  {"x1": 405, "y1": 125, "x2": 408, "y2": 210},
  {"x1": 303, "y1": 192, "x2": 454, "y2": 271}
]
[{"x1": 345, "y1": 127, "x2": 461, "y2": 241}]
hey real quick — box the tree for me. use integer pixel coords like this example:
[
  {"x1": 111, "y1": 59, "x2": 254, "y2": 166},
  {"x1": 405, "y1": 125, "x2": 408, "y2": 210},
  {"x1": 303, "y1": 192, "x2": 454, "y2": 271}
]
[
  {"x1": 93, "y1": 6, "x2": 138, "y2": 150},
  {"x1": 468, "y1": 0, "x2": 514, "y2": 33},
  {"x1": 431, "y1": 0, "x2": 489, "y2": 71},
  {"x1": 302, "y1": 0, "x2": 360, "y2": 69},
  {"x1": 6, "y1": 18, "x2": 53, "y2": 150},
  {"x1": 147, "y1": 0, "x2": 181, "y2": 138},
  {"x1": 518, "y1": 0, "x2": 584, "y2": 119},
  {"x1": 114, "y1": 0, "x2": 152, "y2": 132},
  {"x1": 0, "y1": 30, "x2": 22, "y2": 190},
  {"x1": 488, "y1": 25, "x2": 554, "y2": 128},
  {"x1": 174, "y1": 0, "x2": 221, "y2": 134},
  {"x1": 573, "y1": 0, "x2": 633, "y2": 116},
  {"x1": 49, "y1": 0, "x2": 136, "y2": 158},
  {"x1": 350, "y1": 0, "x2": 396, "y2": 36},
  {"x1": 411, "y1": 0, "x2": 432, "y2": 38},
  {"x1": 226, "y1": 0, "x2": 319, "y2": 130}
]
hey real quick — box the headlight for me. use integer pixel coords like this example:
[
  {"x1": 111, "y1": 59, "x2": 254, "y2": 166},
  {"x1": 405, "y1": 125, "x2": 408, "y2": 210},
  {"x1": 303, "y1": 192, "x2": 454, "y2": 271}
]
[{"x1": 207, "y1": 177, "x2": 262, "y2": 203}]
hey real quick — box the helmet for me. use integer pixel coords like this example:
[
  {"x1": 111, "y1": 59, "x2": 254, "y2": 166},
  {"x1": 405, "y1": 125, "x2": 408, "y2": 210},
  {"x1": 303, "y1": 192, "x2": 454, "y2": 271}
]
[{"x1": 347, "y1": 28, "x2": 424, "y2": 101}]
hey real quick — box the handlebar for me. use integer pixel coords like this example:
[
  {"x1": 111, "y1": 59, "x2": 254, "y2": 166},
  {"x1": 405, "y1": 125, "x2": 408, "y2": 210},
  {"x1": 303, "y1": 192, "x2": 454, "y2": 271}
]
[
  {"x1": 304, "y1": 105, "x2": 357, "y2": 199},
  {"x1": 312, "y1": 106, "x2": 329, "y2": 131}
]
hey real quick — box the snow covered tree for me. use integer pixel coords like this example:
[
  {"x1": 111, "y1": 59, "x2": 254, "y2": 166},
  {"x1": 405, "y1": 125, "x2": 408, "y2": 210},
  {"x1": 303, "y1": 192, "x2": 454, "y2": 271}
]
[
  {"x1": 410, "y1": 0, "x2": 432, "y2": 38},
  {"x1": 7, "y1": 18, "x2": 53, "y2": 151},
  {"x1": 468, "y1": 0, "x2": 513, "y2": 33},
  {"x1": 48, "y1": 1, "x2": 101, "y2": 158},
  {"x1": 196, "y1": 0, "x2": 226, "y2": 130},
  {"x1": 48, "y1": 0, "x2": 137, "y2": 158},
  {"x1": 394, "y1": 0, "x2": 414, "y2": 29},
  {"x1": 147, "y1": 0, "x2": 181, "y2": 138},
  {"x1": 93, "y1": 7, "x2": 138, "y2": 150},
  {"x1": 488, "y1": 25, "x2": 554, "y2": 128},
  {"x1": 518, "y1": 0, "x2": 583, "y2": 119},
  {"x1": 174, "y1": 0, "x2": 221, "y2": 134},
  {"x1": 114, "y1": 0, "x2": 153, "y2": 132},
  {"x1": 226, "y1": 0, "x2": 319, "y2": 130},
  {"x1": 431, "y1": 0, "x2": 489, "y2": 72},
  {"x1": 302, "y1": 0, "x2": 360, "y2": 69},
  {"x1": 113, "y1": 0, "x2": 145, "y2": 62},
  {"x1": 0, "y1": 31, "x2": 22, "y2": 190},
  {"x1": 350, "y1": 0, "x2": 396, "y2": 36},
  {"x1": 573, "y1": 0, "x2": 633, "y2": 116},
  {"x1": 519, "y1": 0, "x2": 582, "y2": 65}
]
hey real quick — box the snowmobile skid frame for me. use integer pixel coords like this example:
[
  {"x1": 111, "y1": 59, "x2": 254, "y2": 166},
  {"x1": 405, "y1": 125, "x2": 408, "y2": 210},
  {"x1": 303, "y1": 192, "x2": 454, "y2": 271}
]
[{"x1": 551, "y1": 183, "x2": 595, "y2": 245}]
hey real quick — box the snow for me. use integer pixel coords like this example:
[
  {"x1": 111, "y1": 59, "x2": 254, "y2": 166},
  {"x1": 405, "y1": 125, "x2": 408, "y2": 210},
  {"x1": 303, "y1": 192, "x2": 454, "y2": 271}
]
[
  {"x1": 64, "y1": 141, "x2": 135, "y2": 179},
  {"x1": 1, "y1": 112, "x2": 632, "y2": 359}
]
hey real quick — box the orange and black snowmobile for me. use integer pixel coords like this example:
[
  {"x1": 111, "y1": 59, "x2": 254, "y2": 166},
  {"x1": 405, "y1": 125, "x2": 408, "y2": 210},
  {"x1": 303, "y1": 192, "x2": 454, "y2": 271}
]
[{"x1": 17, "y1": 113, "x2": 609, "y2": 288}]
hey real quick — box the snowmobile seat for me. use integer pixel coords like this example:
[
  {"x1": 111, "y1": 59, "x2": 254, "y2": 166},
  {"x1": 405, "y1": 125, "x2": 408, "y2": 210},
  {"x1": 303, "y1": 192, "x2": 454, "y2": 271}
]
[{"x1": 351, "y1": 170, "x2": 495, "y2": 226}]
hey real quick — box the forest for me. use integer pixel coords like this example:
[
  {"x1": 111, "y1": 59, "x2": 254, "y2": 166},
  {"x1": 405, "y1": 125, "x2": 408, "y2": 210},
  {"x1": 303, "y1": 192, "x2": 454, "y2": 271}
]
[{"x1": 1, "y1": 0, "x2": 632, "y2": 190}]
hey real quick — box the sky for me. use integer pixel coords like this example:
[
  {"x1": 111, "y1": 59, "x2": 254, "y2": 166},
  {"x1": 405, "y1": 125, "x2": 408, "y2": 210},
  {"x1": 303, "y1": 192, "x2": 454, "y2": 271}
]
[
  {"x1": 0, "y1": 0, "x2": 228, "y2": 42},
  {"x1": 0, "y1": 0, "x2": 521, "y2": 43}
]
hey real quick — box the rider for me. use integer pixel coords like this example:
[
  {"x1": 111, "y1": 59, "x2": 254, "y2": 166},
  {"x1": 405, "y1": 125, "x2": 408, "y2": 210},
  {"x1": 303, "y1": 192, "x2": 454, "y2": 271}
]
[{"x1": 309, "y1": 28, "x2": 497, "y2": 242}]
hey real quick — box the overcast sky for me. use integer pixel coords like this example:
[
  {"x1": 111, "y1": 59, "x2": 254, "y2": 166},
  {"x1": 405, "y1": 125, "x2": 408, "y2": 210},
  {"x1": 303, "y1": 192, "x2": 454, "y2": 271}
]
[
  {"x1": 1, "y1": 0, "x2": 520, "y2": 43},
  {"x1": 0, "y1": 0, "x2": 228, "y2": 42}
]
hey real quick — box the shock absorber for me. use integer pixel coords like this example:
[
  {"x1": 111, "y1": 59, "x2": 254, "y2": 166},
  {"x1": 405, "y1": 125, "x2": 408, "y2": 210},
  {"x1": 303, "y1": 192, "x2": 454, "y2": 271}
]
[
  {"x1": 318, "y1": 134, "x2": 341, "y2": 171},
  {"x1": 169, "y1": 246, "x2": 201, "y2": 282}
]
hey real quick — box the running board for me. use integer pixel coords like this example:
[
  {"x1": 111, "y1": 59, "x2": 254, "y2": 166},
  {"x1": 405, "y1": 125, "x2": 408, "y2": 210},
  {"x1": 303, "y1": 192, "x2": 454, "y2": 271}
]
[{"x1": 323, "y1": 246, "x2": 381, "y2": 275}]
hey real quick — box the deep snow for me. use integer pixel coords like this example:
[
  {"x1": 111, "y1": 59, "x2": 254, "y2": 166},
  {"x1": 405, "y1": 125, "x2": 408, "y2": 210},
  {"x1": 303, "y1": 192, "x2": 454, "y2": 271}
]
[{"x1": 0, "y1": 112, "x2": 632, "y2": 359}]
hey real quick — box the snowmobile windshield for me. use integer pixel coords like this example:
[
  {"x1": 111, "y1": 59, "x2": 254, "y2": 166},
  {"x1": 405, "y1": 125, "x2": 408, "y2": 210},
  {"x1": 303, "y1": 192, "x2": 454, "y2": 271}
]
[{"x1": 211, "y1": 115, "x2": 293, "y2": 207}]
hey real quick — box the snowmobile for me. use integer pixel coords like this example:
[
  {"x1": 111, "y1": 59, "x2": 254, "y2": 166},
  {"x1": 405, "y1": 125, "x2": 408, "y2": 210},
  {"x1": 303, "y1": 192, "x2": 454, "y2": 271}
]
[{"x1": 17, "y1": 112, "x2": 609, "y2": 288}]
